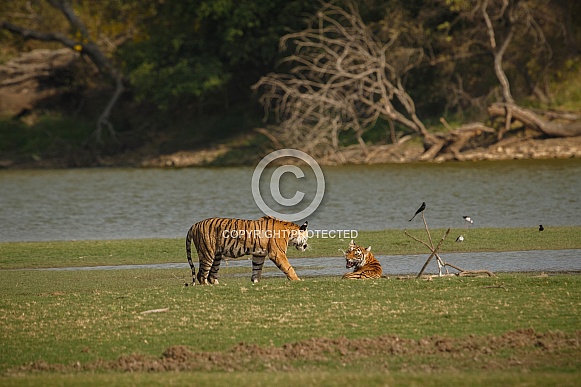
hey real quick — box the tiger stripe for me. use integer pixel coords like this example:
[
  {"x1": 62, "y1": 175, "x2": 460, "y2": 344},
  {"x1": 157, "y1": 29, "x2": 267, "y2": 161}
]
[{"x1": 186, "y1": 216, "x2": 308, "y2": 285}]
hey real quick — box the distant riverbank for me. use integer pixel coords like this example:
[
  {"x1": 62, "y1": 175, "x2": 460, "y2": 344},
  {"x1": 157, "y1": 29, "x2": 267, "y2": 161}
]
[
  {"x1": 2, "y1": 135, "x2": 581, "y2": 169},
  {"x1": 137, "y1": 136, "x2": 581, "y2": 167}
]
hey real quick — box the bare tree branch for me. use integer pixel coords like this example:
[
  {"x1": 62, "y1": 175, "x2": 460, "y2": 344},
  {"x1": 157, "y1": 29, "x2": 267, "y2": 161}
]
[
  {"x1": 0, "y1": 20, "x2": 77, "y2": 47},
  {"x1": 46, "y1": 0, "x2": 90, "y2": 38},
  {"x1": 253, "y1": 0, "x2": 437, "y2": 159},
  {"x1": 1, "y1": 0, "x2": 126, "y2": 144},
  {"x1": 481, "y1": 0, "x2": 515, "y2": 104}
]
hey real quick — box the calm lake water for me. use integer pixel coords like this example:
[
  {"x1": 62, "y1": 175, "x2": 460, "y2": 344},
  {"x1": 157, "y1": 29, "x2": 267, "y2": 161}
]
[{"x1": 0, "y1": 158, "x2": 580, "y2": 242}]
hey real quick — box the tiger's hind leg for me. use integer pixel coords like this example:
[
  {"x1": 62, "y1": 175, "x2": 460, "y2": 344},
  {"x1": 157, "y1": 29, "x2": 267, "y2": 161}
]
[
  {"x1": 186, "y1": 228, "x2": 197, "y2": 285},
  {"x1": 207, "y1": 254, "x2": 223, "y2": 285},
  {"x1": 251, "y1": 255, "x2": 266, "y2": 283},
  {"x1": 189, "y1": 265, "x2": 197, "y2": 285},
  {"x1": 197, "y1": 256, "x2": 213, "y2": 285}
]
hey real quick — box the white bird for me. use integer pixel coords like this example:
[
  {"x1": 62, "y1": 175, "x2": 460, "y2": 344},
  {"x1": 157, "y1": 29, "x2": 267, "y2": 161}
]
[
  {"x1": 455, "y1": 235, "x2": 464, "y2": 243},
  {"x1": 463, "y1": 216, "x2": 474, "y2": 224}
]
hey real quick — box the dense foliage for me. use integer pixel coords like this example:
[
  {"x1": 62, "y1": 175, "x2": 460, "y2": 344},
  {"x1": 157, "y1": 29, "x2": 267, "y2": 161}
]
[
  {"x1": 117, "y1": 0, "x2": 318, "y2": 111},
  {"x1": 0, "y1": 0, "x2": 579, "y2": 159}
]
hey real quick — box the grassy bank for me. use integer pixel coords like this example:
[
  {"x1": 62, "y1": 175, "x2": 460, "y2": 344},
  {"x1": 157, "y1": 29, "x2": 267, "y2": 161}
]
[
  {"x1": 1, "y1": 226, "x2": 580, "y2": 269},
  {"x1": 0, "y1": 271, "x2": 579, "y2": 385},
  {"x1": 1, "y1": 227, "x2": 580, "y2": 385}
]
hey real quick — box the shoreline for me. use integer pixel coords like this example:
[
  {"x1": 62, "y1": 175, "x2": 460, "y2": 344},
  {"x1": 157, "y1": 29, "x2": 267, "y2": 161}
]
[
  {"x1": 2, "y1": 227, "x2": 580, "y2": 270},
  {"x1": 2, "y1": 135, "x2": 581, "y2": 169}
]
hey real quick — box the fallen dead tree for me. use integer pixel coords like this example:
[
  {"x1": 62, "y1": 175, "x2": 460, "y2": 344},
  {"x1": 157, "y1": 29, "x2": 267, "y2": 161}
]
[
  {"x1": 420, "y1": 122, "x2": 496, "y2": 162},
  {"x1": 414, "y1": 102, "x2": 581, "y2": 163},
  {"x1": 253, "y1": 1, "x2": 581, "y2": 164},
  {"x1": 488, "y1": 103, "x2": 581, "y2": 139}
]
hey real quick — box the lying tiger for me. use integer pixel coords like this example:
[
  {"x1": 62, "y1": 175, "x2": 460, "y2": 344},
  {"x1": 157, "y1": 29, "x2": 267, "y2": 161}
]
[
  {"x1": 342, "y1": 240, "x2": 382, "y2": 279},
  {"x1": 186, "y1": 215, "x2": 308, "y2": 285}
]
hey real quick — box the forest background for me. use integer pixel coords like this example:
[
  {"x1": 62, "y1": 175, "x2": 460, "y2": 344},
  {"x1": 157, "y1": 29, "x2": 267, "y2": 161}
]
[{"x1": 0, "y1": 0, "x2": 580, "y2": 168}]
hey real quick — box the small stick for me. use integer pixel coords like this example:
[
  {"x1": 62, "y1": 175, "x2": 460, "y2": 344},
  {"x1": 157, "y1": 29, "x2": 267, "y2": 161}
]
[
  {"x1": 459, "y1": 270, "x2": 496, "y2": 277},
  {"x1": 416, "y1": 228, "x2": 450, "y2": 278},
  {"x1": 442, "y1": 261, "x2": 466, "y2": 272},
  {"x1": 435, "y1": 253, "x2": 448, "y2": 275},
  {"x1": 404, "y1": 229, "x2": 433, "y2": 251},
  {"x1": 440, "y1": 117, "x2": 454, "y2": 131},
  {"x1": 482, "y1": 284, "x2": 506, "y2": 289},
  {"x1": 140, "y1": 307, "x2": 170, "y2": 315},
  {"x1": 422, "y1": 212, "x2": 435, "y2": 249}
]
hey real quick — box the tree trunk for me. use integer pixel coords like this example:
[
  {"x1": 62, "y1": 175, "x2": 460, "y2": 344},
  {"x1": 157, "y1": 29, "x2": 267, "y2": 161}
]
[
  {"x1": 95, "y1": 73, "x2": 125, "y2": 143},
  {"x1": 482, "y1": 0, "x2": 515, "y2": 104},
  {"x1": 1, "y1": 0, "x2": 127, "y2": 143},
  {"x1": 488, "y1": 103, "x2": 581, "y2": 137}
]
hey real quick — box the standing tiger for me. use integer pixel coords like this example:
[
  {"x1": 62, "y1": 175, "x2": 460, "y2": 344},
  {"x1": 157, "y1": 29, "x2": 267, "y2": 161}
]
[
  {"x1": 186, "y1": 216, "x2": 309, "y2": 285},
  {"x1": 342, "y1": 240, "x2": 382, "y2": 279}
]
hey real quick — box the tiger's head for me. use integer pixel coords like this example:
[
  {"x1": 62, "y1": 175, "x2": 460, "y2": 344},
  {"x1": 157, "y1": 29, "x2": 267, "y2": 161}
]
[
  {"x1": 344, "y1": 240, "x2": 371, "y2": 269},
  {"x1": 289, "y1": 221, "x2": 309, "y2": 251}
]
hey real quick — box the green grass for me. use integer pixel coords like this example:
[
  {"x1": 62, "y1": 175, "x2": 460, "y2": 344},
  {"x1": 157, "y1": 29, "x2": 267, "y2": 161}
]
[
  {"x1": 0, "y1": 115, "x2": 94, "y2": 157},
  {"x1": 0, "y1": 228, "x2": 580, "y2": 385},
  {"x1": 0, "y1": 271, "x2": 579, "y2": 385},
  {"x1": 0, "y1": 238, "x2": 181, "y2": 269},
  {"x1": 0, "y1": 272, "x2": 580, "y2": 369},
  {"x1": 3, "y1": 270, "x2": 579, "y2": 354},
  {"x1": 1, "y1": 226, "x2": 579, "y2": 269},
  {"x1": 4, "y1": 371, "x2": 581, "y2": 387}
]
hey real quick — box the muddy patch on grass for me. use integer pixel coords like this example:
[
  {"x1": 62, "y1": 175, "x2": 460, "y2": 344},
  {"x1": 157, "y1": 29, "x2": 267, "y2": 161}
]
[{"x1": 12, "y1": 329, "x2": 581, "y2": 374}]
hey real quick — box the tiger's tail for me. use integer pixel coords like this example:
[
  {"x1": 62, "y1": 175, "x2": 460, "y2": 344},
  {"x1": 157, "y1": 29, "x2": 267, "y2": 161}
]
[{"x1": 186, "y1": 225, "x2": 196, "y2": 285}]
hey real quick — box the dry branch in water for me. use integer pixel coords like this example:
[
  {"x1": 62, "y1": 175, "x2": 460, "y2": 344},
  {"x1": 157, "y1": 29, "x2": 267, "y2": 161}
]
[{"x1": 404, "y1": 212, "x2": 494, "y2": 279}]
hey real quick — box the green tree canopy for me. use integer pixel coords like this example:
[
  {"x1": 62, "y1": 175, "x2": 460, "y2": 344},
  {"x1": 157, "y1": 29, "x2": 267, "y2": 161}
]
[{"x1": 118, "y1": 0, "x2": 317, "y2": 110}]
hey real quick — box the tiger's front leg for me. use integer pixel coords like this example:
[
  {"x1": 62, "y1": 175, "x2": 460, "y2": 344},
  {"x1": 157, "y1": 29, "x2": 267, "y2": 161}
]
[
  {"x1": 342, "y1": 271, "x2": 362, "y2": 279},
  {"x1": 343, "y1": 268, "x2": 380, "y2": 279},
  {"x1": 270, "y1": 253, "x2": 300, "y2": 281},
  {"x1": 251, "y1": 255, "x2": 266, "y2": 283}
]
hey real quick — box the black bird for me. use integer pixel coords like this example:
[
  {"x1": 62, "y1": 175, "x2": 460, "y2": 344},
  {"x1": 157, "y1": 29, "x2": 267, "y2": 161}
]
[
  {"x1": 409, "y1": 202, "x2": 426, "y2": 221},
  {"x1": 539, "y1": 225, "x2": 544, "y2": 232}
]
